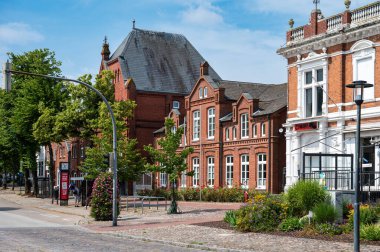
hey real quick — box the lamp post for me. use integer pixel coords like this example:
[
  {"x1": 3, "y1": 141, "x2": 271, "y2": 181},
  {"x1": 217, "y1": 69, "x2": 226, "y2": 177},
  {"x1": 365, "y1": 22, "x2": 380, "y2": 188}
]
[
  {"x1": 3, "y1": 65, "x2": 119, "y2": 226},
  {"x1": 346, "y1": 80, "x2": 373, "y2": 252}
]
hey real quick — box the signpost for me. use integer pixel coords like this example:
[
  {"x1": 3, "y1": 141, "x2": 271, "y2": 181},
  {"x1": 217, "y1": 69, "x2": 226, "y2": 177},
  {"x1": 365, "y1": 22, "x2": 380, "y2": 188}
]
[{"x1": 59, "y1": 162, "x2": 69, "y2": 206}]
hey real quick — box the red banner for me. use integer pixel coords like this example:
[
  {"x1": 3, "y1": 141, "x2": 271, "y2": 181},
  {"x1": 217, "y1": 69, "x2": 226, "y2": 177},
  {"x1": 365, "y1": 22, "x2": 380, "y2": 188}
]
[
  {"x1": 60, "y1": 171, "x2": 69, "y2": 200},
  {"x1": 294, "y1": 122, "x2": 318, "y2": 131}
]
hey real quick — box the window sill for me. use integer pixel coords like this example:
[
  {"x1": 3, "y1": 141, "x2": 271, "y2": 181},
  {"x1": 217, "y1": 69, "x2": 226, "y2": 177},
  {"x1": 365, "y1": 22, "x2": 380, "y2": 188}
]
[
  {"x1": 207, "y1": 137, "x2": 215, "y2": 140},
  {"x1": 256, "y1": 187, "x2": 266, "y2": 190}
]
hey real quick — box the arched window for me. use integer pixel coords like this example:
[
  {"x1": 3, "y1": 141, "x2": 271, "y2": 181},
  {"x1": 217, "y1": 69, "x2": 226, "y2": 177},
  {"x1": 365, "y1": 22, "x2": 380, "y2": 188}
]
[
  {"x1": 204, "y1": 87, "x2": 208, "y2": 97},
  {"x1": 225, "y1": 128, "x2": 230, "y2": 141},
  {"x1": 351, "y1": 40, "x2": 375, "y2": 101},
  {"x1": 199, "y1": 87, "x2": 203, "y2": 99},
  {"x1": 233, "y1": 127, "x2": 237, "y2": 140}
]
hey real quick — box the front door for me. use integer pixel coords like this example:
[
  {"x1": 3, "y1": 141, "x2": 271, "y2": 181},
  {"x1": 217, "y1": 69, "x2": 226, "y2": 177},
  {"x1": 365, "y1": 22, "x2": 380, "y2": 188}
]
[{"x1": 362, "y1": 138, "x2": 375, "y2": 186}]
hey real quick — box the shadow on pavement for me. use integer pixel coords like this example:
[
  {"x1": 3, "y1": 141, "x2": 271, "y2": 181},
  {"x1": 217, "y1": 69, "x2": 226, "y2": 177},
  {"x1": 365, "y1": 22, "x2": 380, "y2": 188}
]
[{"x1": 0, "y1": 207, "x2": 20, "y2": 211}]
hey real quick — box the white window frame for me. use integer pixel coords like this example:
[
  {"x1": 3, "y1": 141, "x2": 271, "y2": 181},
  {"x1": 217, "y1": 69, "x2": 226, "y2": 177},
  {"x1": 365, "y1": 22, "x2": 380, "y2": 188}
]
[
  {"x1": 207, "y1": 157, "x2": 215, "y2": 187},
  {"x1": 199, "y1": 87, "x2": 203, "y2": 99},
  {"x1": 173, "y1": 101, "x2": 180, "y2": 109},
  {"x1": 192, "y1": 158, "x2": 200, "y2": 187},
  {"x1": 257, "y1": 153, "x2": 267, "y2": 189},
  {"x1": 352, "y1": 40, "x2": 375, "y2": 101},
  {"x1": 233, "y1": 127, "x2": 237, "y2": 140},
  {"x1": 226, "y1": 156, "x2": 233, "y2": 188},
  {"x1": 204, "y1": 87, "x2": 208, "y2": 97},
  {"x1": 241, "y1": 154, "x2": 249, "y2": 188},
  {"x1": 207, "y1": 108, "x2": 215, "y2": 139},
  {"x1": 297, "y1": 52, "x2": 328, "y2": 119},
  {"x1": 160, "y1": 172, "x2": 167, "y2": 187},
  {"x1": 253, "y1": 124, "x2": 257, "y2": 138},
  {"x1": 240, "y1": 113, "x2": 249, "y2": 138},
  {"x1": 193, "y1": 110, "x2": 200, "y2": 141},
  {"x1": 303, "y1": 69, "x2": 325, "y2": 118},
  {"x1": 261, "y1": 123, "x2": 266, "y2": 137},
  {"x1": 225, "y1": 128, "x2": 230, "y2": 141}
]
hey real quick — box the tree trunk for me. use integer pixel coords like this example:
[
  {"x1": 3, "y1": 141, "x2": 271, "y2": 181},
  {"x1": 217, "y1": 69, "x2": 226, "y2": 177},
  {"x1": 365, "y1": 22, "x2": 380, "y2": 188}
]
[
  {"x1": 48, "y1": 143, "x2": 55, "y2": 198},
  {"x1": 2, "y1": 168, "x2": 6, "y2": 189},
  {"x1": 24, "y1": 168, "x2": 31, "y2": 194},
  {"x1": 31, "y1": 169, "x2": 38, "y2": 197},
  {"x1": 168, "y1": 180, "x2": 179, "y2": 214},
  {"x1": 28, "y1": 150, "x2": 39, "y2": 197}
]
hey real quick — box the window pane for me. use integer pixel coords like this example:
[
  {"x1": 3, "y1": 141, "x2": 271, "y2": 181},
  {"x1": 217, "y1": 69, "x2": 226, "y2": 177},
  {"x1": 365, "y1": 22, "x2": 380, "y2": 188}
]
[
  {"x1": 305, "y1": 88, "x2": 312, "y2": 117},
  {"x1": 317, "y1": 69, "x2": 323, "y2": 82},
  {"x1": 305, "y1": 71, "x2": 312, "y2": 84},
  {"x1": 317, "y1": 87, "x2": 323, "y2": 116}
]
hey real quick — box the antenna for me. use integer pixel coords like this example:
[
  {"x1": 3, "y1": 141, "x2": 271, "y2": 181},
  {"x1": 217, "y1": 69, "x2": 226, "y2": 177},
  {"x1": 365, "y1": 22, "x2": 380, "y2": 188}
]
[{"x1": 132, "y1": 19, "x2": 136, "y2": 29}]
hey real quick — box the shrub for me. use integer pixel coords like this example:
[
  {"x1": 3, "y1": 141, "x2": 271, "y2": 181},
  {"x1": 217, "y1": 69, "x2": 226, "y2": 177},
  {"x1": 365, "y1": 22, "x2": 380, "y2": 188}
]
[
  {"x1": 312, "y1": 202, "x2": 338, "y2": 224},
  {"x1": 360, "y1": 225, "x2": 380, "y2": 241},
  {"x1": 286, "y1": 180, "x2": 328, "y2": 217},
  {"x1": 315, "y1": 223, "x2": 343, "y2": 235},
  {"x1": 180, "y1": 188, "x2": 200, "y2": 201},
  {"x1": 361, "y1": 206, "x2": 379, "y2": 225},
  {"x1": 137, "y1": 188, "x2": 170, "y2": 198},
  {"x1": 224, "y1": 210, "x2": 237, "y2": 227},
  {"x1": 236, "y1": 194, "x2": 288, "y2": 232},
  {"x1": 91, "y1": 172, "x2": 120, "y2": 221},
  {"x1": 348, "y1": 205, "x2": 378, "y2": 226},
  {"x1": 278, "y1": 217, "x2": 304, "y2": 232},
  {"x1": 219, "y1": 187, "x2": 244, "y2": 202}
]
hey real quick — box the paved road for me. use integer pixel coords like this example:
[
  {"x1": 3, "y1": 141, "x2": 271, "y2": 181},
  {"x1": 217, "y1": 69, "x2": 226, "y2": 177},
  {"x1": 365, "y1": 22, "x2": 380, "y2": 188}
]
[{"x1": 0, "y1": 198, "x2": 206, "y2": 252}]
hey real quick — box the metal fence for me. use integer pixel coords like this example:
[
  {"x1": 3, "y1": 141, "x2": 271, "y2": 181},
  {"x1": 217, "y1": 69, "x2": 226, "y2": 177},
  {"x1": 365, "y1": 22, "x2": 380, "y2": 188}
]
[{"x1": 301, "y1": 153, "x2": 380, "y2": 202}]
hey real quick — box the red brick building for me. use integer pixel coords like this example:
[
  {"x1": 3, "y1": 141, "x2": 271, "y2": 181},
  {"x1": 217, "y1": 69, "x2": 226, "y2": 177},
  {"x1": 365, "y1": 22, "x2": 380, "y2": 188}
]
[
  {"x1": 154, "y1": 63, "x2": 287, "y2": 193},
  {"x1": 49, "y1": 27, "x2": 221, "y2": 194},
  {"x1": 278, "y1": 1, "x2": 380, "y2": 191}
]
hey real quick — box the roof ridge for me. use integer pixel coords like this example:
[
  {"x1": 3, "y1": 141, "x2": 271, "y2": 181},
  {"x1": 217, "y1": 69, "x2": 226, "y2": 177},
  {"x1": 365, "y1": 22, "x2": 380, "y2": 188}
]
[{"x1": 133, "y1": 27, "x2": 186, "y2": 38}]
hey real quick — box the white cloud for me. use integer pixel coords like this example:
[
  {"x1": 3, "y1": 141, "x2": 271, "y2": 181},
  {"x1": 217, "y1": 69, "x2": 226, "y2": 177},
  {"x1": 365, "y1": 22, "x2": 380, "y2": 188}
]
[
  {"x1": 156, "y1": 1, "x2": 287, "y2": 83},
  {"x1": 181, "y1": 5, "x2": 223, "y2": 26},
  {"x1": 0, "y1": 22, "x2": 44, "y2": 45}
]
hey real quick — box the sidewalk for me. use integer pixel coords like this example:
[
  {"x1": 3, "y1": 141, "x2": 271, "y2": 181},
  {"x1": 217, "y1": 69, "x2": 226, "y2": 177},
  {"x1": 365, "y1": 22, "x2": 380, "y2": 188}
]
[{"x1": 1, "y1": 188, "x2": 380, "y2": 252}]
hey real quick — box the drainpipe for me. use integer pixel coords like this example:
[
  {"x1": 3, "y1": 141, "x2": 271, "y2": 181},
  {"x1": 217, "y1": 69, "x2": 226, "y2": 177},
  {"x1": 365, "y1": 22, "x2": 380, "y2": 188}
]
[{"x1": 267, "y1": 114, "x2": 272, "y2": 193}]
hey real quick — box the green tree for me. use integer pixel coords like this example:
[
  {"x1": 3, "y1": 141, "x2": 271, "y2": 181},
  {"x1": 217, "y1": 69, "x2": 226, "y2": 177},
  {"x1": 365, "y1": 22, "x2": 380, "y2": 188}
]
[
  {"x1": 144, "y1": 118, "x2": 194, "y2": 214},
  {"x1": 0, "y1": 90, "x2": 20, "y2": 189},
  {"x1": 8, "y1": 49, "x2": 64, "y2": 195},
  {"x1": 73, "y1": 71, "x2": 146, "y2": 189}
]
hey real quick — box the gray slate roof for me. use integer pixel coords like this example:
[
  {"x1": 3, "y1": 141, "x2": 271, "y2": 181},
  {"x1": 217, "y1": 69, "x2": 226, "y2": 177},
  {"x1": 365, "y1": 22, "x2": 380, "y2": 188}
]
[
  {"x1": 217, "y1": 81, "x2": 287, "y2": 119},
  {"x1": 108, "y1": 28, "x2": 221, "y2": 94}
]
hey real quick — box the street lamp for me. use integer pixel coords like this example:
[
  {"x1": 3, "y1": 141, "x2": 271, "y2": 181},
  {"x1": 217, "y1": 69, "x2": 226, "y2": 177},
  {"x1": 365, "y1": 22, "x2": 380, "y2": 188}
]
[
  {"x1": 346, "y1": 80, "x2": 373, "y2": 252},
  {"x1": 2, "y1": 63, "x2": 119, "y2": 226},
  {"x1": 65, "y1": 140, "x2": 72, "y2": 172}
]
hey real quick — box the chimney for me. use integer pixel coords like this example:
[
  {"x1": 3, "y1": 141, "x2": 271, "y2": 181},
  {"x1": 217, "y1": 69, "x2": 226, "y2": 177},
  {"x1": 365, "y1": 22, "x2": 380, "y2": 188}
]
[
  {"x1": 200, "y1": 61, "x2": 209, "y2": 76},
  {"x1": 101, "y1": 36, "x2": 111, "y2": 61}
]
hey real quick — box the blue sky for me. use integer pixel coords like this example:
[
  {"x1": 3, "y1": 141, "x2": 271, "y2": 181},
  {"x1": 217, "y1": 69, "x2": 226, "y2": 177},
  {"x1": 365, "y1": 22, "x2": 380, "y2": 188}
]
[{"x1": 0, "y1": 0, "x2": 372, "y2": 84}]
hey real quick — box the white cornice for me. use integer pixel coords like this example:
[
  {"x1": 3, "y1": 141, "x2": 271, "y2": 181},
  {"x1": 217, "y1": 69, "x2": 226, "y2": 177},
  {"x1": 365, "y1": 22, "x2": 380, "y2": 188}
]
[{"x1": 279, "y1": 22, "x2": 380, "y2": 59}]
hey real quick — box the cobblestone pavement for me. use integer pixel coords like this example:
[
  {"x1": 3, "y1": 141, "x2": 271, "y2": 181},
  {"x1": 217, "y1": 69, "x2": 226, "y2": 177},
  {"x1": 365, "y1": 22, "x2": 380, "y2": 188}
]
[
  {"x1": 1, "y1": 189, "x2": 380, "y2": 252},
  {"x1": 0, "y1": 227, "x2": 206, "y2": 252}
]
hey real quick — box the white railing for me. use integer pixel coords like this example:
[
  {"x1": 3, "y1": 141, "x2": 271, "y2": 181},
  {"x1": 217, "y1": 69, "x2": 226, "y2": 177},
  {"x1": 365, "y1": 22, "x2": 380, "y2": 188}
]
[
  {"x1": 327, "y1": 14, "x2": 342, "y2": 31},
  {"x1": 351, "y1": 1, "x2": 380, "y2": 24},
  {"x1": 291, "y1": 26, "x2": 304, "y2": 41}
]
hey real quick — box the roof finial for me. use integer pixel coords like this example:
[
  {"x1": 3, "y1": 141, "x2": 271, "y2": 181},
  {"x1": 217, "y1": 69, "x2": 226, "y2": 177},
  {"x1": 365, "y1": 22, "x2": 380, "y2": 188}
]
[
  {"x1": 132, "y1": 19, "x2": 136, "y2": 29},
  {"x1": 313, "y1": 0, "x2": 320, "y2": 11},
  {"x1": 103, "y1": 36, "x2": 108, "y2": 45}
]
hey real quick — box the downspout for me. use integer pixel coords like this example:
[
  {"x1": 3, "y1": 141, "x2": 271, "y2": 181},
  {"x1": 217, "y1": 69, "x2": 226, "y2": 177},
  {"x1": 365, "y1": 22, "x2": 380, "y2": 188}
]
[
  {"x1": 267, "y1": 114, "x2": 272, "y2": 193},
  {"x1": 219, "y1": 120, "x2": 224, "y2": 188}
]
